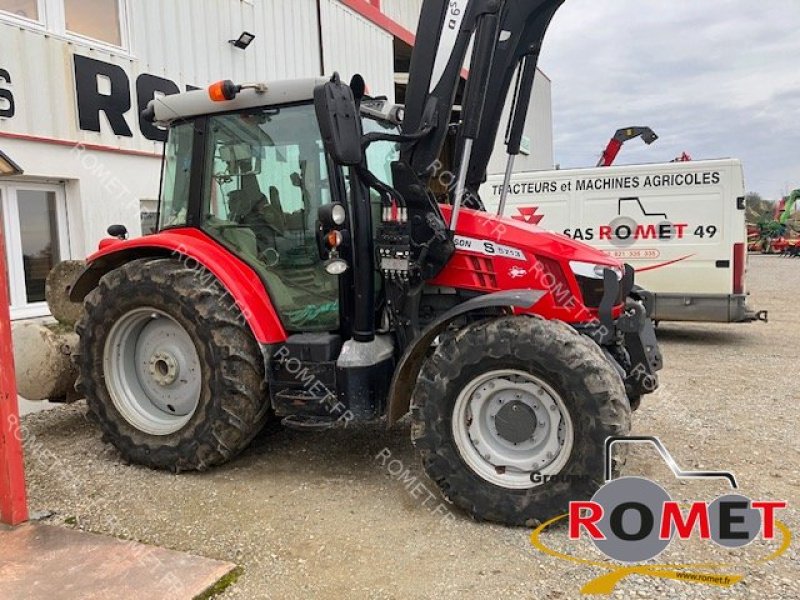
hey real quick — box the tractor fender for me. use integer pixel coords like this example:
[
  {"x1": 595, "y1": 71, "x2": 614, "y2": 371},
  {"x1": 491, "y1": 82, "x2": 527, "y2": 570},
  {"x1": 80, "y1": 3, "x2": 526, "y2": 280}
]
[
  {"x1": 386, "y1": 290, "x2": 545, "y2": 427},
  {"x1": 69, "y1": 229, "x2": 287, "y2": 345}
]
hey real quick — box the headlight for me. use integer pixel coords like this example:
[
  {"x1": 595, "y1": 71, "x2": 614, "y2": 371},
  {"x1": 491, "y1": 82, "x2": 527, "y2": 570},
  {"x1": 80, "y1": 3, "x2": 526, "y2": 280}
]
[
  {"x1": 569, "y1": 261, "x2": 624, "y2": 308},
  {"x1": 569, "y1": 261, "x2": 623, "y2": 280},
  {"x1": 319, "y1": 202, "x2": 347, "y2": 228},
  {"x1": 331, "y1": 203, "x2": 347, "y2": 226}
]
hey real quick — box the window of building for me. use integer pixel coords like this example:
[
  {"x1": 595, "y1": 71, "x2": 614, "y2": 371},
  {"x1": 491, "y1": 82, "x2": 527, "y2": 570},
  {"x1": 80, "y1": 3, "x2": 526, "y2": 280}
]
[
  {"x1": 0, "y1": 0, "x2": 127, "y2": 49},
  {"x1": 0, "y1": 182, "x2": 71, "y2": 319},
  {"x1": 0, "y1": 0, "x2": 39, "y2": 21},
  {"x1": 64, "y1": 0, "x2": 122, "y2": 47}
]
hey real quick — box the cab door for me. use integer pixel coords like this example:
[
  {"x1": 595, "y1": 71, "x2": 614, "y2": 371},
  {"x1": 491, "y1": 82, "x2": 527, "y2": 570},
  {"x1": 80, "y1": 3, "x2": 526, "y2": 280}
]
[{"x1": 197, "y1": 104, "x2": 341, "y2": 332}]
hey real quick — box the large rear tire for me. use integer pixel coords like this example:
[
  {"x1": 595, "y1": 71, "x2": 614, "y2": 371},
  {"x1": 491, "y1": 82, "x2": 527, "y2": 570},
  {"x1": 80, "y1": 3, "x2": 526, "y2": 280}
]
[
  {"x1": 76, "y1": 257, "x2": 271, "y2": 471},
  {"x1": 411, "y1": 315, "x2": 630, "y2": 526}
]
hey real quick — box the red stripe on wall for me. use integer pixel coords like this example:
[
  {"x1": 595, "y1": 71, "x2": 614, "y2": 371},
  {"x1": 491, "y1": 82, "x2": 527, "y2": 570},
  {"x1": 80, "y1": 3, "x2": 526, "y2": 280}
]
[
  {"x1": 0, "y1": 131, "x2": 161, "y2": 159},
  {"x1": 339, "y1": 0, "x2": 415, "y2": 45},
  {"x1": 337, "y1": 0, "x2": 470, "y2": 79}
]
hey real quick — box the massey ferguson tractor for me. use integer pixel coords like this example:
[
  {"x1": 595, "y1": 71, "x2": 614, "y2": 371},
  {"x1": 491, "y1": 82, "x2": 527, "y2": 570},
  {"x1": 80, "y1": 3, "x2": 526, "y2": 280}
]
[{"x1": 69, "y1": 0, "x2": 662, "y2": 525}]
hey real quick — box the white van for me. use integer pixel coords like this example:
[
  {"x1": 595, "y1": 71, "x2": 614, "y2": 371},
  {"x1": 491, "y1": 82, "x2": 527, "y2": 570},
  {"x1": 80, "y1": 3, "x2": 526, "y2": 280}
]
[{"x1": 483, "y1": 159, "x2": 767, "y2": 323}]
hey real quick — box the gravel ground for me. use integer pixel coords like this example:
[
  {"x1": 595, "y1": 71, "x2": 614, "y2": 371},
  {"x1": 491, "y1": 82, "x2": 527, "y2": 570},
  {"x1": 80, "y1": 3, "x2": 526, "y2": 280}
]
[{"x1": 19, "y1": 254, "x2": 799, "y2": 599}]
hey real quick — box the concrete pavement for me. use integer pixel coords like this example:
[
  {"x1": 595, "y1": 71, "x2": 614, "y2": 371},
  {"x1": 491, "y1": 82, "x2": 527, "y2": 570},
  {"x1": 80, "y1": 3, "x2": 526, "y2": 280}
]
[{"x1": 0, "y1": 522, "x2": 237, "y2": 599}]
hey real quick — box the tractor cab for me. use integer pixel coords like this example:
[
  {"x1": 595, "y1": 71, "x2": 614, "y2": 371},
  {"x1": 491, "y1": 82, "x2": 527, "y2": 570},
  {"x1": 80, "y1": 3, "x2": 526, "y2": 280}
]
[
  {"x1": 152, "y1": 81, "x2": 412, "y2": 336},
  {"x1": 156, "y1": 87, "x2": 341, "y2": 332}
]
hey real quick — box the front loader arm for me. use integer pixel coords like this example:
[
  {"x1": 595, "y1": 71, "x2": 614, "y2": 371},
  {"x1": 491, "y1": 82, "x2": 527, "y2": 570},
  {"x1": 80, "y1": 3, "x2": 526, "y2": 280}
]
[
  {"x1": 597, "y1": 127, "x2": 659, "y2": 168},
  {"x1": 779, "y1": 189, "x2": 799, "y2": 225},
  {"x1": 399, "y1": 0, "x2": 565, "y2": 226},
  {"x1": 461, "y1": 0, "x2": 565, "y2": 199},
  {"x1": 401, "y1": 0, "x2": 504, "y2": 182}
]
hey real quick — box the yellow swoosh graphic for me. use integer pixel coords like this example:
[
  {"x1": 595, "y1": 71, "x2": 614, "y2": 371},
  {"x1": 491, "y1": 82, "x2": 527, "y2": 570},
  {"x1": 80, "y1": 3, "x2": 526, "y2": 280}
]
[{"x1": 530, "y1": 513, "x2": 791, "y2": 595}]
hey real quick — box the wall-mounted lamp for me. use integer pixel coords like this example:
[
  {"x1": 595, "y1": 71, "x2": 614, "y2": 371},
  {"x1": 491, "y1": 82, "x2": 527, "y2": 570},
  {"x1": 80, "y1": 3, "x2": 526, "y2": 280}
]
[
  {"x1": 0, "y1": 150, "x2": 23, "y2": 176},
  {"x1": 229, "y1": 31, "x2": 255, "y2": 50}
]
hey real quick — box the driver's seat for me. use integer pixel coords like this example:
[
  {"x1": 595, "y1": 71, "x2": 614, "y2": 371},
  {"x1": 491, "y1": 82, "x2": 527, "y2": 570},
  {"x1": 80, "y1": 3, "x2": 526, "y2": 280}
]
[
  {"x1": 229, "y1": 174, "x2": 267, "y2": 222},
  {"x1": 228, "y1": 175, "x2": 286, "y2": 248}
]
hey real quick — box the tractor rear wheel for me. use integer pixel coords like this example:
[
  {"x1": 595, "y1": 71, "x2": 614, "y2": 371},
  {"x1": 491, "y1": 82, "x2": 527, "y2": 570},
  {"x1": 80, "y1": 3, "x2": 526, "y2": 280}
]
[
  {"x1": 76, "y1": 257, "x2": 271, "y2": 471},
  {"x1": 411, "y1": 315, "x2": 630, "y2": 526}
]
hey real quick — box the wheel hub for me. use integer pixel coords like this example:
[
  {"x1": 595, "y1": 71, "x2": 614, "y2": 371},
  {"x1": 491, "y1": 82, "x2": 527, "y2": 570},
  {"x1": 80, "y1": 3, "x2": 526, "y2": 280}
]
[
  {"x1": 103, "y1": 308, "x2": 202, "y2": 435},
  {"x1": 149, "y1": 351, "x2": 179, "y2": 386},
  {"x1": 494, "y1": 400, "x2": 538, "y2": 444},
  {"x1": 453, "y1": 370, "x2": 575, "y2": 490}
]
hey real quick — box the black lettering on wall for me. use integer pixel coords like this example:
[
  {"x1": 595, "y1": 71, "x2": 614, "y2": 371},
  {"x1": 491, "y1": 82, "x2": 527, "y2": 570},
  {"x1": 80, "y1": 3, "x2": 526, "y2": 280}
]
[
  {"x1": 0, "y1": 68, "x2": 14, "y2": 119},
  {"x1": 136, "y1": 73, "x2": 180, "y2": 142},
  {"x1": 74, "y1": 54, "x2": 133, "y2": 137}
]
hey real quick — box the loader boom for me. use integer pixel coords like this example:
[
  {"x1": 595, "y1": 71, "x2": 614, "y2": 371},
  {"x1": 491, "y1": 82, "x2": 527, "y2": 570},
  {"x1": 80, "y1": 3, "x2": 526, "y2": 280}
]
[
  {"x1": 596, "y1": 127, "x2": 659, "y2": 168},
  {"x1": 399, "y1": 0, "x2": 566, "y2": 221},
  {"x1": 462, "y1": 0, "x2": 566, "y2": 200}
]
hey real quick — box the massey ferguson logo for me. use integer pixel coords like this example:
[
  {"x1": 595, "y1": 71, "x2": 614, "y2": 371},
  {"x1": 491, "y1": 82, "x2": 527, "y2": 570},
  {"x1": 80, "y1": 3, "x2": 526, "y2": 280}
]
[
  {"x1": 512, "y1": 206, "x2": 544, "y2": 225},
  {"x1": 508, "y1": 266, "x2": 527, "y2": 279}
]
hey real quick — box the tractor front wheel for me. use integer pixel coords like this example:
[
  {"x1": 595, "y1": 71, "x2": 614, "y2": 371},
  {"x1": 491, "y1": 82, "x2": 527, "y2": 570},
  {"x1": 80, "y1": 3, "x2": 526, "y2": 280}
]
[
  {"x1": 411, "y1": 315, "x2": 631, "y2": 526},
  {"x1": 76, "y1": 257, "x2": 271, "y2": 471}
]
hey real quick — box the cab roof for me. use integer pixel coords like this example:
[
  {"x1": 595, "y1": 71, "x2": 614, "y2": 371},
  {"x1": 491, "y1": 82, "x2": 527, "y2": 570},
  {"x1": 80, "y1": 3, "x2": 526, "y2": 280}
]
[{"x1": 150, "y1": 77, "x2": 326, "y2": 125}]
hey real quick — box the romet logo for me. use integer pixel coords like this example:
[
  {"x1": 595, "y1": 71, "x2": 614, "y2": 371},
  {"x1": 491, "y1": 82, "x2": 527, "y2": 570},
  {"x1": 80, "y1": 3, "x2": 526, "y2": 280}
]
[{"x1": 530, "y1": 436, "x2": 791, "y2": 595}]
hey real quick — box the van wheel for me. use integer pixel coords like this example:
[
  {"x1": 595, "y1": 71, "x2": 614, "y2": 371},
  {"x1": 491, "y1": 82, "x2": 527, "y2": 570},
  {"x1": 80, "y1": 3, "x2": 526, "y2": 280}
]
[{"x1": 411, "y1": 315, "x2": 631, "y2": 526}]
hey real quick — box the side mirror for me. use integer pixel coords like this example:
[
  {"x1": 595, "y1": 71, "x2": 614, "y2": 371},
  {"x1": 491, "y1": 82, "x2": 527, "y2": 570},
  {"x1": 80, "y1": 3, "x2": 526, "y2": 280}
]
[
  {"x1": 107, "y1": 224, "x2": 128, "y2": 240},
  {"x1": 314, "y1": 73, "x2": 363, "y2": 166}
]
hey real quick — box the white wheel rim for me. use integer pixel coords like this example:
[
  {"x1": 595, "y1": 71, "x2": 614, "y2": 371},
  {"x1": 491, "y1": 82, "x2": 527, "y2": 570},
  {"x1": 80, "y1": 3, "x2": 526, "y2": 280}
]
[
  {"x1": 451, "y1": 369, "x2": 574, "y2": 490},
  {"x1": 103, "y1": 307, "x2": 202, "y2": 436}
]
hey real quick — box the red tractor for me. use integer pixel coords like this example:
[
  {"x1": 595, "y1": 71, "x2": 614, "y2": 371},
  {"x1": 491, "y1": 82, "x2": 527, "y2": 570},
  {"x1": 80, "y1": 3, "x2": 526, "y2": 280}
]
[{"x1": 69, "y1": 0, "x2": 662, "y2": 526}]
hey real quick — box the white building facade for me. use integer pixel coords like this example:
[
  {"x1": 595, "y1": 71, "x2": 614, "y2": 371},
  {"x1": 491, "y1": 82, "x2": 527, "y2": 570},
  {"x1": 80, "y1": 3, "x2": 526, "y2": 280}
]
[{"x1": 0, "y1": 0, "x2": 552, "y2": 319}]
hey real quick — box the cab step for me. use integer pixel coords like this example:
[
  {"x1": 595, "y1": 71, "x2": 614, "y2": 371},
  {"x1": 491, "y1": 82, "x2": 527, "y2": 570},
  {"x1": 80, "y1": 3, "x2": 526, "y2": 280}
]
[{"x1": 281, "y1": 415, "x2": 338, "y2": 431}]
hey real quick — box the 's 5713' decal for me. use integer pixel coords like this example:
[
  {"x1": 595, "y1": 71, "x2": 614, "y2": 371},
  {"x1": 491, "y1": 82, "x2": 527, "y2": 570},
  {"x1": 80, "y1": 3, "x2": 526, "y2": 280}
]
[{"x1": 453, "y1": 236, "x2": 527, "y2": 262}]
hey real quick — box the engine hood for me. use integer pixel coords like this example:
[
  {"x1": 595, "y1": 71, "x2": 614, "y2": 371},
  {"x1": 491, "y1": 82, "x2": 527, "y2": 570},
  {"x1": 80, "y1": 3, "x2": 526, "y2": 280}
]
[
  {"x1": 443, "y1": 206, "x2": 622, "y2": 267},
  {"x1": 432, "y1": 207, "x2": 626, "y2": 323}
]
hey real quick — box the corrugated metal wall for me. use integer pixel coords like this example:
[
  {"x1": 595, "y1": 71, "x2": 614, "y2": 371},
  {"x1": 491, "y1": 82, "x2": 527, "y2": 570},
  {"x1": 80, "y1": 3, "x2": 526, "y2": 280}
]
[
  {"x1": 0, "y1": 26, "x2": 82, "y2": 142},
  {"x1": 380, "y1": 0, "x2": 424, "y2": 34},
  {"x1": 1, "y1": 0, "x2": 551, "y2": 166},
  {"x1": 528, "y1": 72, "x2": 555, "y2": 170},
  {"x1": 131, "y1": 0, "x2": 322, "y2": 85},
  {"x1": 0, "y1": 0, "x2": 553, "y2": 250},
  {"x1": 0, "y1": 0, "x2": 323, "y2": 154},
  {"x1": 319, "y1": 0, "x2": 395, "y2": 102},
  {"x1": 487, "y1": 71, "x2": 554, "y2": 174}
]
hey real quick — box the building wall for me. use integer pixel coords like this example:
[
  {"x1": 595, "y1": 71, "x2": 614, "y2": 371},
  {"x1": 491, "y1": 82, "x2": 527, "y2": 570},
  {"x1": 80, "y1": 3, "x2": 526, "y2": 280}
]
[
  {"x1": 0, "y1": 0, "x2": 323, "y2": 155},
  {"x1": 0, "y1": 0, "x2": 397, "y2": 247},
  {"x1": 380, "y1": 0, "x2": 425, "y2": 33},
  {"x1": 319, "y1": 0, "x2": 395, "y2": 101},
  {"x1": 486, "y1": 71, "x2": 555, "y2": 175},
  {"x1": 132, "y1": 0, "x2": 322, "y2": 88},
  {"x1": 0, "y1": 0, "x2": 553, "y2": 319}
]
